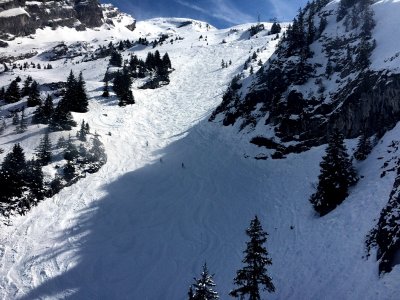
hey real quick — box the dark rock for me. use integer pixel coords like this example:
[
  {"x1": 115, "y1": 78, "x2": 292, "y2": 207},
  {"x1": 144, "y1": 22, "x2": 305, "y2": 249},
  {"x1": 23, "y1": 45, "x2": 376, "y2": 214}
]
[
  {"x1": 0, "y1": 0, "x2": 120, "y2": 39},
  {"x1": 0, "y1": 40, "x2": 8, "y2": 47}
]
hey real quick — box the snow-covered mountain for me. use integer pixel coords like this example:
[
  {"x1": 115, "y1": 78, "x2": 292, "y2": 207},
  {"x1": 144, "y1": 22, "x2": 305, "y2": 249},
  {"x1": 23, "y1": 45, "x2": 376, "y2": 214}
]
[
  {"x1": 211, "y1": 0, "x2": 400, "y2": 155},
  {"x1": 1, "y1": 0, "x2": 400, "y2": 299},
  {"x1": 0, "y1": 0, "x2": 135, "y2": 41}
]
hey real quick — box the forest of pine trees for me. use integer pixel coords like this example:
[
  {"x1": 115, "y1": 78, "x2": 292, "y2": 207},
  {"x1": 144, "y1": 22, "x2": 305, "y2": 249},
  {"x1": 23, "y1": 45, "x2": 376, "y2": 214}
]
[
  {"x1": 103, "y1": 49, "x2": 173, "y2": 104},
  {"x1": 0, "y1": 128, "x2": 106, "y2": 217},
  {"x1": 50, "y1": 70, "x2": 89, "y2": 131}
]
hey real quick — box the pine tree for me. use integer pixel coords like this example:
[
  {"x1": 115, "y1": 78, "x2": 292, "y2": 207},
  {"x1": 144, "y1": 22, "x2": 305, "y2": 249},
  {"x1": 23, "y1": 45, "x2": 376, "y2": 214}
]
[
  {"x1": 113, "y1": 69, "x2": 135, "y2": 106},
  {"x1": 5, "y1": 79, "x2": 21, "y2": 103},
  {"x1": 32, "y1": 94, "x2": 54, "y2": 124},
  {"x1": 118, "y1": 40, "x2": 124, "y2": 51},
  {"x1": 41, "y1": 94, "x2": 54, "y2": 123},
  {"x1": 102, "y1": 80, "x2": 110, "y2": 97},
  {"x1": 230, "y1": 216, "x2": 275, "y2": 300},
  {"x1": 354, "y1": 133, "x2": 372, "y2": 161},
  {"x1": 162, "y1": 52, "x2": 172, "y2": 69},
  {"x1": 190, "y1": 263, "x2": 219, "y2": 300},
  {"x1": 309, "y1": 129, "x2": 358, "y2": 216},
  {"x1": 270, "y1": 22, "x2": 281, "y2": 35},
  {"x1": 84, "y1": 122, "x2": 90, "y2": 134},
  {"x1": 74, "y1": 72, "x2": 89, "y2": 112},
  {"x1": 21, "y1": 76, "x2": 33, "y2": 97},
  {"x1": 63, "y1": 160, "x2": 76, "y2": 182},
  {"x1": 78, "y1": 120, "x2": 87, "y2": 141},
  {"x1": 61, "y1": 71, "x2": 89, "y2": 113},
  {"x1": 62, "y1": 70, "x2": 77, "y2": 112},
  {"x1": 57, "y1": 136, "x2": 67, "y2": 148},
  {"x1": 110, "y1": 51, "x2": 122, "y2": 67},
  {"x1": 50, "y1": 99, "x2": 76, "y2": 131},
  {"x1": 15, "y1": 107, "x2": 28, "y2": 134},
  {"x1": 0, "y1": 144, "x2": 27, "y2": 205},
  {"x1": 0, "y1": 86, "x2": 5, "y2": 100},
  {"x1": 87, "y1": 133, "x2": 106, "y2": 172},
  {"x1": 24, "y1": 158, "x2": 44, "y2": 206},
  {"x1": 0, "y1": 119, "x2": 6, "y2": 135},
  {"x1": 12, "y1": 112, "x2": 19, "y2": 125},
  {"x1": 78, "y1": 143, "x2": 88, "y2": 163},
  {"x1": 36, "y1": 132, "x2": 52, "y2": 166},
  {"x1": 27, "y1": 81, "x2": 41, "y2": 107},
  {"x1": 64, "y1": 135, "x2": 79, "y2": 161}
]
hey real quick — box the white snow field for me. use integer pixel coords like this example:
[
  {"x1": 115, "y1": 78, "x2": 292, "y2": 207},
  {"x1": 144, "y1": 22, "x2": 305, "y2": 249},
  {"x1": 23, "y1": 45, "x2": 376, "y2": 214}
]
[{"x1": 0, "y1": 11, "x2": 400, "y2": 300}]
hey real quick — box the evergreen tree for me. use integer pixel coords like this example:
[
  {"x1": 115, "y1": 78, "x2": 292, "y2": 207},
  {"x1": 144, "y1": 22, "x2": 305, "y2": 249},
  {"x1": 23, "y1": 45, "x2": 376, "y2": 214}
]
[
  {"x1": 110, "y1": 51, "x2": 122, "y2": 67},
  {"x1": 145, "y1": 52, "x2": 155, "y2": 70},
  {"x1": 0, "y1": 119, "x2": 6, "y2": 135},
  {"x1": 21, "y1": 76, "x2": 33, "y2": 97},
  {"x1": 162, "y1": 52, "x2": 172, "y2": 69},
  {"x1": 270, "y1": 22, "x2": 281, "y2": 35},
  {"x1": 354, "y1": 133, "x2": 372, "y2": 161},
  {"x1": 64, "y1": 135, "x2": 79, "y2": 161},
  {"x1": 32, "y1": 94, "x2": 54, "y2": 124},
  {"x1": 230, "y1": 216, "x2": 275, "y2": 300},
  {"x1": 5, "y1": 80, "x2": 21, "y2": 103},
  {"x1": 15, "y1": 107, "x2": 28, "y2": 134},
  {"x1": 78, "y1": 143, "x2": 88, "y2": 163},
  {"x1": 78, "y1": 120, "x2": 87, "y2": 141},
  {"x1": 74, "y1": 72, "x2": 89, "y2": 113},
  {"x1": 24, "y1": 158, "x2": 44, "y2": 206},
  {"x1": 189, "y1": 263, "x2": 219, "y2": 300},
  {"x1": 113, "y1": 69, "x2": 135, "y2": 106},
  {"x1": 35, "y1": 132, "x2": 52, "y2": 166},
  {"x1": 62, "y1": 71, "x2": 89, "y2": 113},
  {"x1": 57, "y1": 136, "x2": 67, "y2": 148},
  {"x1": 12, "y1": 112, "x2": 19, "y2": 125},
  {"x1": 0, "y1": 144, "x2": 27, "y2": 205},
  {"x1": 84, "y1": 122, "x2": 90, "y2": 134},
  {"x1": 63, "y1": 160, "x2": 76, "y2": 182},
  {"x1": 309, "y1": 129, "x2": 358, "y2": 216},
  {"x1": 87, "y1": 133, "x2": 106, "y2": 172},
  {"x1": 27, "y1": 81, "x2": 41, "y2": 107},
  {"x1": 62, "y1": 70, "x2": 77, "y2": 112},
  {"x1": 118, "y1": 41, "x2": 124, "y2": 51},
  {"x1": 102, "y1": 80, "x2": 110, "y2": 97},
  {"x1": 50, "y1": 96, "x2": 76, "y2": 131},
  {"x1": 0, "y1": 86, "x2": 5, "y2": 100}
]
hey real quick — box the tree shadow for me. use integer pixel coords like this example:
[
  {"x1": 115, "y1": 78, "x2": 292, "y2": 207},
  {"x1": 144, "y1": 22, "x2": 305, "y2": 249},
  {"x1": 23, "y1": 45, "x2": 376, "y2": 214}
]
[{"x1": 17, "y1": 120, "x2": 266, "y2": 300}]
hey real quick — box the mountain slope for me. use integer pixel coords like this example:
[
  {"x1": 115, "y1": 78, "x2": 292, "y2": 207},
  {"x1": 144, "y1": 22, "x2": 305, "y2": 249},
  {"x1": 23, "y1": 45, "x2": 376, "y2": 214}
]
[
  {"x1": 0, "y1": 3, "x2": 400, "y2": 300},
  {"x1": 211, "y1": 0, "x2": 400, "y2": 157}
]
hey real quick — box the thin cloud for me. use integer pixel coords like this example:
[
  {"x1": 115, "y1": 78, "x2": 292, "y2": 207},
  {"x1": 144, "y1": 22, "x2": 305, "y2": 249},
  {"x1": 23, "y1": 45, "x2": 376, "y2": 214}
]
[
  {"x1": 267, "y1": 0, "x2": 302, "y2": 21},
  {"x1": 175, "y1": 0, "x2": 254, "y2": 25}
]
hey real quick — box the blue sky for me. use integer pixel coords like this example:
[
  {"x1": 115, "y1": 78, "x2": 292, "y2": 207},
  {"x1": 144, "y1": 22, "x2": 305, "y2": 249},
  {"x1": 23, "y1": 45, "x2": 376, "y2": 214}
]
[{"x1": 106, "y1": 0, "x2": 310, "y2": 28}]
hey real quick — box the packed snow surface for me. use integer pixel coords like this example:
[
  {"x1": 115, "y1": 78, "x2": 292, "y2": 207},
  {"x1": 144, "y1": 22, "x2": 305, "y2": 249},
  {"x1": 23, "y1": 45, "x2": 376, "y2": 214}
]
[
  {"x1": 0, "y1": 7, "x2": 29, "y2": 18},
  {"x1": 0, "y1": 15, "x2": 399, "y2": 300}
]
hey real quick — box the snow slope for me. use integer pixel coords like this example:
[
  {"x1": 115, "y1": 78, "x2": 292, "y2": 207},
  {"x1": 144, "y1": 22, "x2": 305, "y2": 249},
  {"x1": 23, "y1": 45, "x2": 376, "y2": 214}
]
[{"x1": 0, "y1": 14, "x2": 400, "y2": 300}]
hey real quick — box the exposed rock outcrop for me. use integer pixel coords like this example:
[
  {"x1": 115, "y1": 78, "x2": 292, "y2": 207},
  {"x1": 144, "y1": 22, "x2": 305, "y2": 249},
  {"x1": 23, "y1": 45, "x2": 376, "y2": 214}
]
[
  {"x1": 0, "y1": 0, "x2": 135, "y2": 40},
  {"x1": 210, "y1": 0, "x2": 393, "y2": 154}
]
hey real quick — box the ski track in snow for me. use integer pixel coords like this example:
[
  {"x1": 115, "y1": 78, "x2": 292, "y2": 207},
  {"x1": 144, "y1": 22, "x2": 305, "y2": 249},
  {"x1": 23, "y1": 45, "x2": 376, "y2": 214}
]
[{"x1": 0, "y1": 17, "x2": 400, "y2": 300}]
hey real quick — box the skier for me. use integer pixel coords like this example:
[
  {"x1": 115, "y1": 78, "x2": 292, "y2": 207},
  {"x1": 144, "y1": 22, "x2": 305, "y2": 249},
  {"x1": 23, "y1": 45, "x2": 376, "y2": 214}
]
[{"x1": 181, "y1": 162, "x2": 185, "y2": 168}]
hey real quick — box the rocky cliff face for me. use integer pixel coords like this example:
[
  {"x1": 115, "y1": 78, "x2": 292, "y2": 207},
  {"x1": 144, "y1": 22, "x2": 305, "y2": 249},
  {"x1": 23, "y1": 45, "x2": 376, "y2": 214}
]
[
  {"x1": 211, "y1": 0, "x2": 399, "y2": 155},
  {"x1": 0, "y1": 0, "x2": 135, "y2": 40}
]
